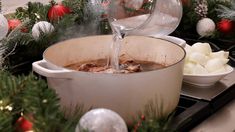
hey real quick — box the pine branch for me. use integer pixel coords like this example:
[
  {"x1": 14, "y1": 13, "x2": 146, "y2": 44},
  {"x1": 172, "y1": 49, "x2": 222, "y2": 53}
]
[
  {"x1": 0, "y1": 71, "x2": 23, "y2": 131},
  {"x1": 14, "y1": 2, "x2": 50, "y2": 23},
  {"x1": 1, "y1": 19, "x2": 57, "y2": 75},
  {"x1": 174, "y1": 0, "x2": 235, "y2": 40},
  {"x1": 0, "y1": 112, "x2": 13, "y2": 132},
  {"x1": 0, "y1": 71, "x2": 83, "y2": 131},
  {"x1": 216, "y1": 0, "x2": 235, "y2": 20},
  {"x1": 206, "y1": 0, "x2": 230, "y2": 22},
  {"x1": 62, "y1": 0, "x2": 88, "y2": 23},
  {"x1": 131, "y1": 96, "x2": 175, "y2": 132}
]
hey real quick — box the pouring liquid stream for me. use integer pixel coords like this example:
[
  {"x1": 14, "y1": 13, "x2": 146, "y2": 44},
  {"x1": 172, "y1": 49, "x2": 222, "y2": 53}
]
[
  {"x1": 108, "y1": 12, "x2": 179, "y2": 71},
  {"x1": 108, "y1": 15, "x2": 148, "y2": 71},
  {"x1": 109, "y1": 27, "x2": 123, "y2": 70}
]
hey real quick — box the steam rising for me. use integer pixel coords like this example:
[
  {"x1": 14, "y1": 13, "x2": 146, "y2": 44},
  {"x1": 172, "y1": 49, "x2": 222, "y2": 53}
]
[{"x1": 57, "y1": 0, "x2": 109, "y2": 41}]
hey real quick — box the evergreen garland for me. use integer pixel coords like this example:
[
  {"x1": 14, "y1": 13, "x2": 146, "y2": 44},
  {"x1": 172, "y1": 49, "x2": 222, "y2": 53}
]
[
  {"x1": 131, "y1": 100, "x2": 175, "y2": 132},
  {"x1": 0, "y1": 0, "x2": 103, "y2": 75},
  {"x1": 0, "y1": 71, "x2": 84, "y2": 132},
  {"x1": 217, "y1": 0, "x2": 235, "y2": 21},
  {"x1": 173, "y1": 0, "x2": 235, "y2": 41}
]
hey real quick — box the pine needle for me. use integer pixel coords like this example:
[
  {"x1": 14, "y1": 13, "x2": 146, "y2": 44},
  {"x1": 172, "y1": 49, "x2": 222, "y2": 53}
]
[{"x1": 216, "y1": 0, "x2": 235, "y2": 20}]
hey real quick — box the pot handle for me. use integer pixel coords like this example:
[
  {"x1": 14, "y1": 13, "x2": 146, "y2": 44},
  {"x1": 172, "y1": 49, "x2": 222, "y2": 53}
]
[{"x1": 32, "y1": 60, "x2": 72, "y2": 79}]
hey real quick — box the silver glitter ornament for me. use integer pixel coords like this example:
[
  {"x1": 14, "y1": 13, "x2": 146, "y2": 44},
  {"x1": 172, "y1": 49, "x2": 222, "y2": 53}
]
[
  {"x1": 32, "y1": 21, "x2": 54, "y2": 39},
  {"x1": 76, "y1": 108, "x2": 128, "y2": 132}
]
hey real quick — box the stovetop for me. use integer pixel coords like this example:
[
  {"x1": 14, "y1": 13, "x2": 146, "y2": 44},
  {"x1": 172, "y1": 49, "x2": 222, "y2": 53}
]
[{"x1": 171, "y1": 39, "x2": 235, "y2": 131}]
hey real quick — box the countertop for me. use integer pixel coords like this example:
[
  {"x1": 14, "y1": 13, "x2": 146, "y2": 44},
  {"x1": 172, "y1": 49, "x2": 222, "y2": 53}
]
[
  {"x1": 191, "y1": 71, "x2": 235, "y2": 132},
  {"x1": 192, "y1": 99, "x2": 235, "y2": 132}
]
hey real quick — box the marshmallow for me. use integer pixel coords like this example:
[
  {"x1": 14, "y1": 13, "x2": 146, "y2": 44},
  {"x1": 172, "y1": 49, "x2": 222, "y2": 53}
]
[
  {"x1": 211, "y1": 66, "x2": 226, "y2": 74},
  {"x1": 191, "y1": 42, "x2": 212, "y2": 55},
  {"x1": 188, "y1": 52, "x2": 208, "y2": 66},
  {"x1": 184, "y1": 42, "x2": 230, "y2": 75},
  {"x1": 205, "y1": 58, "x2": 229, "y2": 72},
  {"x1": 193, "y1": 64, "x2": 208, "y2": 74},
  {"x1": 210, "y1": 51, "x2": 229, "y2": 59},
  {"x1": 184, "y1": 62, "x2": 196, "y2": 74},
  {"x1": 185, "y1": 44, "x2": 193, "y2": 54}
]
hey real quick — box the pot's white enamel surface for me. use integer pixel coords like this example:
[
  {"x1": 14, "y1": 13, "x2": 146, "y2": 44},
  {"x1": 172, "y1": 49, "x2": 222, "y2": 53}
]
[{"x1": 33, "y1": 35, "x2": 185, "y2": 122}]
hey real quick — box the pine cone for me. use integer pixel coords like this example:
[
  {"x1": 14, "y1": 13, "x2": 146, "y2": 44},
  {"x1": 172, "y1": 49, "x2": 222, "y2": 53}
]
[{"x1": 194, "y1": 0, "x2": 208, "y2": 18}]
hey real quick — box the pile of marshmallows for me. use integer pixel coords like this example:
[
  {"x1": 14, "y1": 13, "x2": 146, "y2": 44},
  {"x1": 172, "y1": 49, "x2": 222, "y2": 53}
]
[{"x1": 184, "y1": 42, "x2": 230, "y2": 75}]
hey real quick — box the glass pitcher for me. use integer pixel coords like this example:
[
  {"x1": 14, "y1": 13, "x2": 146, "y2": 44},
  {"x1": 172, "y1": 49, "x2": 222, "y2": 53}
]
[
  {"x1": 128, "y1": 0, "x2": 183, "y2": 37},
  {"x1": 89, "y1": 0, "x2": 182, "y2": 37}
]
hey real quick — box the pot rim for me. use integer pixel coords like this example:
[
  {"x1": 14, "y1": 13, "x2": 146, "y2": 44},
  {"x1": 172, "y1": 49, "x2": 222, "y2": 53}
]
[{"x1": 43, "y1": 35, "x2": 186, "y2": 75}]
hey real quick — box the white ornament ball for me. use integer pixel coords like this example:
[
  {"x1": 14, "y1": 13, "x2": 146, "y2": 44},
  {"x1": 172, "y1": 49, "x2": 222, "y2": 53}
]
[
  {"x1": 196, "y1": 18, "x2": 215, "y2": 37},
  {"x1": 0, "y1": 14, "x2": 9, "y2": 40},
  {"x1": 32, "y1": 21, "x2": 54, "y2": 39},
  {"x1": 76, "y1": 108, "x2": 128, "y2": 132}
]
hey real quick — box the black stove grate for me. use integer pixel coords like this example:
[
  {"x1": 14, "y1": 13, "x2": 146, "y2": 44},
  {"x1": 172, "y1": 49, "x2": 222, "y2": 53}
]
[
  {"x1": 171, "y1": 96, "x2": 211, "y2": 132},
  {"x1": 173, "y1": 83, "x2": 235, "y2": 132}
]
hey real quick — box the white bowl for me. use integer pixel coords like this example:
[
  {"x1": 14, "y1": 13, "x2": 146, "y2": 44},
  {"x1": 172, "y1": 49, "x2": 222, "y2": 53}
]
[{"x1": 183, "y1": 65, "x2": 234, "y2": 87}]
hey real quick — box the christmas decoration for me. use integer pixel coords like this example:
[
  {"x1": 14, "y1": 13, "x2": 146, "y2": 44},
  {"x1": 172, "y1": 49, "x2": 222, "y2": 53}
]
[
  {"x1": 194, "y1": 0, "x2": 208, "y2": 18},
  {"x1": 15, "y1": 116, "x2": 33, "y2": 132},
  {"x1": 0, "y1": 14, "x2": 8, "y2": 40},
  {"x1": 48, "y1": 3, "x2": 71, "y2": 21},
  {"x1": 181, "y1": 0, "x2": 191, "y2": 6},
  {"x1": 124, "y1": 0, "x2": 144, "y2": 10},
  {"x1": 32, "y1": 21, "x2": 55, "y2": 39},
  {"x1": 0, "y1": 0, "x2": 112, "y2": 74},
  {"x1": 217, "y1": 19, "x2": 234, "y2": 33},
  {"x1": 217, "y1": 0, "x2": 235, "y2": 21},
  {"x1": 194, "y1": 0, "x2": 216, "y2": 37},
  {"x1": 133, "y1": 115, "x2": 146, "y2": 131},
  {"x1": 0, "y1": 71, "x2": 83, "y2": 132},
  {"x1": 173, "y1": 0, "x2": 235, "y2": 42},
  {"x1": 76, "y1": 108, "x2": 128, "y2": 132},
  {"x1": 131, "y1": 100, "x2": 174, "y2": 132},
  {"x1": 8, "y1": 19, "x2": 22, "y2": 30},
  {"x1": 196, "y1": 18, "x2": 216, "y2": 37}
]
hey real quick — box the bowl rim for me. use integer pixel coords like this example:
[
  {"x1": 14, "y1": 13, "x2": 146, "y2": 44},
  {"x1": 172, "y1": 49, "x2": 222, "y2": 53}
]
[{"x1": 184, "y1": 65, "x2": 234, "y2": 77}]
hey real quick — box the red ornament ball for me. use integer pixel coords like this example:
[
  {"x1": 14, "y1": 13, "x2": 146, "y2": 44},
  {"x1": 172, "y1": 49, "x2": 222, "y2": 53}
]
[
  {"x1": 217, "y1": 19, "x2": 234, "y2": 33},
  {"x1": 181, "y1": 0, "x2": 191, "y2": 6},
  {"x1": 141, "y1": 115, "x2": 145, "y2": 121},
  {"x1": 8, "y1": 19, "x2": 22, "y2": 30},
  {"x1": 48, "y1": 4, "x2": 71, "y2": 21},
  {"x1": 16, "y1": 116, "x2": 33, "y2": 132}
]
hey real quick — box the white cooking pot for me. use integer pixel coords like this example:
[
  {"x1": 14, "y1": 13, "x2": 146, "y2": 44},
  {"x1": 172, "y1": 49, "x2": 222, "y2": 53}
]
[{"x1": 33, "y1": 35, "x2": 185, "y2": 122}]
